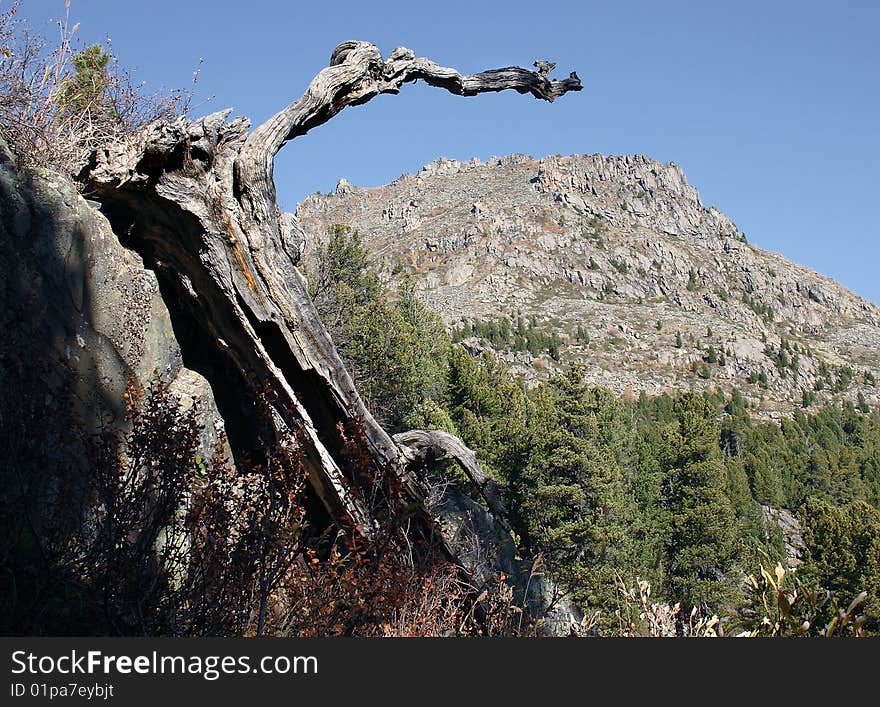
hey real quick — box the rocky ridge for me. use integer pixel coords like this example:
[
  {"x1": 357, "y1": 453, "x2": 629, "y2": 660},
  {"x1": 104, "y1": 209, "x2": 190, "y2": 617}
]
[{"x1": 297, "y1": 153, "x2": 880, "y2": 416}]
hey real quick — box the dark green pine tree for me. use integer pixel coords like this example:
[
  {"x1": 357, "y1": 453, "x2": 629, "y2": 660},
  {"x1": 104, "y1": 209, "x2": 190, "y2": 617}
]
[
  {"x1": 307, "y1": 224, "x2": 450, "y2": 432},
  {"x1": 658, "y1": 393, "x2": 741, "y2": 613},
  {"x1": 520, "y1": 369, "x2": 635, "y2": 613},
  {"x1": 442, "y1": 346, "x2": 533, "y2": 522},
  {"x1": 56, "y1": 44, "x2": 112, "y2": 119},
  {"x1": 800, "y1": 498, "x2": 880, "y2": 633}
]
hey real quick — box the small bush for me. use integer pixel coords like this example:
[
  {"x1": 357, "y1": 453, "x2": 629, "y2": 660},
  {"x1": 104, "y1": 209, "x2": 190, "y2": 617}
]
[
  {"x1": 609, "y1": 257, "x2": 628, "y2": 275},
  {"x1": 0, "y1": 1, "x2": 196, "y2": 174}
]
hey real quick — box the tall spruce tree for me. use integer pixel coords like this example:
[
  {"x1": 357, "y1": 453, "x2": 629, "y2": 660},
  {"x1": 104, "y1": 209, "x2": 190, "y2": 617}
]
[
  {"x1": 520, "y1": 370, "x2": 635, "y2": 612},
  {"x1": 658, "y1": 393, "x2": 741, "y2": 613}
]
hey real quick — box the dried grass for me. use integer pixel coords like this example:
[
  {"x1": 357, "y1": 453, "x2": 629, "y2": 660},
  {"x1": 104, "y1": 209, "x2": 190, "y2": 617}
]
[{"x1": 0, "y1": 0, "x2": 200, "y2": 175}]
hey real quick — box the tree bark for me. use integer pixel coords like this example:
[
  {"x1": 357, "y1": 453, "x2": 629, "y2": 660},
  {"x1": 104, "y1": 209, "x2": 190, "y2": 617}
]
[
  {"x1": 80, "y1": 41, "x2": 580, "y2": 541},
  {"x1": 394, "y1": 429, "x2": 510, "y2": 529}
]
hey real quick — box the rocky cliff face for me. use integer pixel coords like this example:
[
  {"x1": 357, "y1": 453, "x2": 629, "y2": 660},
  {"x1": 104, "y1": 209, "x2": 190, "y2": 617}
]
[
  {"x1": 297, "y1": 153, "x2": 880, "y2": 416},
  {"x1": 0, "y1": 138, "x2": 228, "y2": 487}
]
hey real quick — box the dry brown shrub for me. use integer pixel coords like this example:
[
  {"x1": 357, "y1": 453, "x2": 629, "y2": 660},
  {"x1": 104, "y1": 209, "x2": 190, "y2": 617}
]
[{"x1": 0, "y1": 1, "x2": 199, "y2": 174}]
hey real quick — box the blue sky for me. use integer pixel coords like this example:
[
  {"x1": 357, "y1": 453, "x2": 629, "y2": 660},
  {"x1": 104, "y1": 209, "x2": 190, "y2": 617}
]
[{"x1": 18, "y1": 0, "x2": 880, "y2": 303}]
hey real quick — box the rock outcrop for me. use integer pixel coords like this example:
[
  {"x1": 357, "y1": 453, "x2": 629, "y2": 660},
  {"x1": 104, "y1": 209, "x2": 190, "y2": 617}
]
[
  {"x1": 762, "y1": 505, "x2": 805, "y2": 569},
  {"x1": 0, "y1": 138, "x2": 228, "y2": 509}
]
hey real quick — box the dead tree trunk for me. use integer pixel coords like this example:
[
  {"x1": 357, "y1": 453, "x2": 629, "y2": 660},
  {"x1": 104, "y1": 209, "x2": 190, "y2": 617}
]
[
  {"x1": 394, "y1": 429, "x2": 511, "y2": 529},
  {"x1": 80, "y1": 41, "x2": 580, "y2": 541}
]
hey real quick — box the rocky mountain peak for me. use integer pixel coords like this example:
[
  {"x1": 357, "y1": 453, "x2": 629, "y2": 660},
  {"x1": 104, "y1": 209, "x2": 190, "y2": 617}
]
[{"x1": 297, "y1": 152, "x2": 880, "y2": 418}]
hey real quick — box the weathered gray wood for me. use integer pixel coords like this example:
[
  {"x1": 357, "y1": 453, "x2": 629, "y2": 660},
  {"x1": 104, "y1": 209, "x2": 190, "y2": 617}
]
[
  {"x1": 80, "y1": 42, "x2": 580, "y2": 541},
  {"x1": 394, "y1": 429, "x2": 510, "y2": 529}
]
